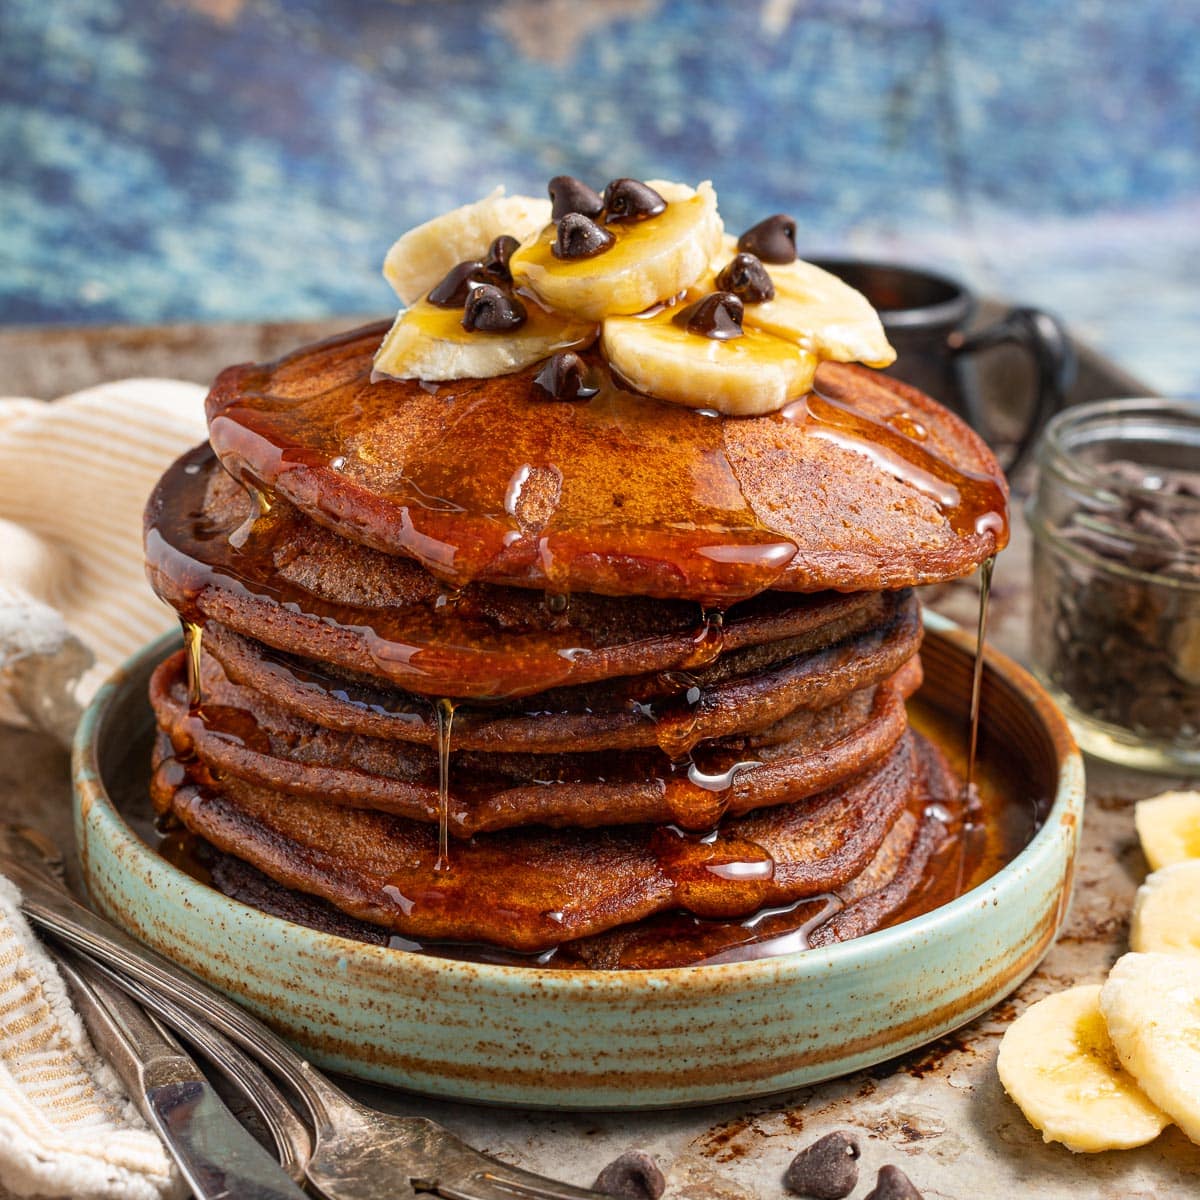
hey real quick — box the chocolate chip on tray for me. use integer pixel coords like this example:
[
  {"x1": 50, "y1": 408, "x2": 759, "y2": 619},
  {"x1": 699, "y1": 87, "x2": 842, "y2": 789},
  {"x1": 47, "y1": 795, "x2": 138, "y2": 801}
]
[
  {"x1": 783, "y1": 1130, "x2": 861, "y2": 1199},
  {"x1": 737, "y1": 214, "x2": 797, "y2": 264},
  {"x1": 592, "y1": 1150, "x2": 666, "y2": 1200},
  {"x1": 552, "y1": 212, "x2": 616, "y2": 259},
  {"x1": 862, "y1": 1164, "x2": 923, "y2": 1200},
  {"x1": 532, "y1": 351, "x2": 598, "y2": 402},
  {"x1": 461, "y1": 284, "x2": 527, "y2": 332},
  {"x1": 427, "y1": 259, "x2": 485, "y2": 307},
  {"x1": 716, "y1": 252, "x2": 775, "y2": 304},
  {"x1": 677, "y1": 291, "x2": 744, "y2": 340},
  {"x1": 549, "y1": 174, "x2": 605, "y2": 221},
  {"x1": 603, "y1": 178, "x2": 667, "y2": 223}
]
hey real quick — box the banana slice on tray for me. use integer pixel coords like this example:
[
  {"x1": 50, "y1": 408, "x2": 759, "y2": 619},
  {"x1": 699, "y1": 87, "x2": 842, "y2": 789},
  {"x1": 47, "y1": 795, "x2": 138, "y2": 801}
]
[
  {"x1": 1135, "y1": 790, "x2": 1200, "y2": 871},
  {"x1": 383, "y1": 188, "x2": 551, "y2": 305},
  {"x1": 996, "y1": 984, "x2": 1170, "y2": 1152},
  {"x1": 511, "y1": 181, "x2": 723, "y2": 321},
  {"x1": 1130, "y1": 860, "x2": 1200, "y2": 956},
  {"x1": 1101, "y1": 953, "x2": 1200, "y2": 1146},
  {"x1": 602, "y1": 298, "x2": 817, "y2": 416}
]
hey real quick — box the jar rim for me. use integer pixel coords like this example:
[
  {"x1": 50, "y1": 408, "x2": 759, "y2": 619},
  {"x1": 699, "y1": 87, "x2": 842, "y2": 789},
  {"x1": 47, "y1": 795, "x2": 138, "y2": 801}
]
[{"x1": 1040, "y1": 397, "x2": 1200, "y2": 512}]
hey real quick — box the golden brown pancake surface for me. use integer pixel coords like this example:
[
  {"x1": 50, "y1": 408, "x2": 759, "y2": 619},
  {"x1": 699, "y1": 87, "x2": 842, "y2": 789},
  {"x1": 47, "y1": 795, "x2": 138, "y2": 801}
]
[{"x1": 203, "y1": 323, "x2": 1008, "y2": 602}]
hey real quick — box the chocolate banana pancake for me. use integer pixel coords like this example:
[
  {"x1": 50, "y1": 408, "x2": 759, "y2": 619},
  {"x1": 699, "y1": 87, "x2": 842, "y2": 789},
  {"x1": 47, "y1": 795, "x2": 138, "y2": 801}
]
[
  {"x1": 150, "y1": 732, "x2": 925, "y2": 951},
  {"x1": 205, "y1": 324, "x2": 1007, "y2": 603},
  {"x1": 177, "y1": 747, "x2": 960, "y2": 970},
  {"x1": 142, "y1": 173, "x2": 1014, "y2": 969},
  {"x1": 150, "y1": 648, "x2": 920, "y2": 834},
  {"x1": 195, "y1": 589, "x2": 919, "y2": 754},
  {"x1": 147, "y1": 444, "x2": 897, "y2": 700}
]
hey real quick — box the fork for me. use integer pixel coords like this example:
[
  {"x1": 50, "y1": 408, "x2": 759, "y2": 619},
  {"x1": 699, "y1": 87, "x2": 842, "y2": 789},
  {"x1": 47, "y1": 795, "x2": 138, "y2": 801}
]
[{"x1": 0, "y1": 825, "x2": 606, "y2": 1200}]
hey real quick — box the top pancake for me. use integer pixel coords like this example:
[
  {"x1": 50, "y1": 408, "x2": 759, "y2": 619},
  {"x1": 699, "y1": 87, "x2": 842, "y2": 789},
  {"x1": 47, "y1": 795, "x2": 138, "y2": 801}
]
[{"x1": 205, "y1": 322, "x2": 1008, "y2": 602}]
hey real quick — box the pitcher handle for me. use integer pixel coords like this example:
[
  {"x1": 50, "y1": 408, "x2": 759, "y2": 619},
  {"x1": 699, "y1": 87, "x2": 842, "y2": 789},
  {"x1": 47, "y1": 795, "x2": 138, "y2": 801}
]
[{"x1": 950, "y1": 306, "x2": 1076, "y2": 477}]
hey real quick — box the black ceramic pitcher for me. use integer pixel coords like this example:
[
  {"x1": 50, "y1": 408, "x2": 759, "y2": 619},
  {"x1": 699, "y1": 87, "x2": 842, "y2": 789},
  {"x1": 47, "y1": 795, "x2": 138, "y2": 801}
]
[{"x1": 810, "y1": 259, "x2": 1076, "y2": 477}]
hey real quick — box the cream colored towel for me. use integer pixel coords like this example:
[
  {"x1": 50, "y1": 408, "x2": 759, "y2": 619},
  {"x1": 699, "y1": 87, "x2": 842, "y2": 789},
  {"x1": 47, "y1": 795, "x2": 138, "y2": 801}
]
[
  {"x1": 0, "y1": 380, "x2": 205, "y2": 1197},
  {"x1": 0, "y1": 876, "x2": 182, "y2": 1199},
  {"x1": 0, "y1": 380, "x2": 207, "y2": 741}
]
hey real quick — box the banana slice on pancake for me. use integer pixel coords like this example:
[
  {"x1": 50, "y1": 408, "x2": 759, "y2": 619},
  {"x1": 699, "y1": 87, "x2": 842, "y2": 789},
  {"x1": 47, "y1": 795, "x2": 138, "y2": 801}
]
[
  {"x1": 996, "y1": 984, "x2": 1170, "y2": 1152},
  {"x1": 373, "y1": 298, "x2": 596, "y2": 383},
  {"x1": 699, "y1": 235, "x2": 896, "y2": 368},
  {"x1": 602, "y1": 301, "x2": 817, "y2": 417},
  {"x1": 383, "y1": 188, "x2": 551, "y2": 305},
  {"x1": 510, "y1": 181, "x2": 723, "y2": 321}
]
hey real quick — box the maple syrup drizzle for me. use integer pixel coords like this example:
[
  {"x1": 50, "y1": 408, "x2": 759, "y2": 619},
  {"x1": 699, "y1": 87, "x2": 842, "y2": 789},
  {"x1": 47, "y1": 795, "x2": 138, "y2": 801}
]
[
  {"x1": 965, "y1": 554, "x2": 995, "y2": 795},
  {"x1": 434, "y1": 698, "x2": 456, "y2": 872},
  {"x1": 781, "y1": 390, "x2": 1008, "y2": 539},
  {"x1": 182, "y1": 620, "x2": 204, "y2": 711}
]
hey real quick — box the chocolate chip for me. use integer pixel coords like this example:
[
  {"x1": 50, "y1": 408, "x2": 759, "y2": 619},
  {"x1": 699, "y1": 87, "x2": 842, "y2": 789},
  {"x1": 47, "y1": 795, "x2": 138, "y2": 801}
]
[
  {"x1": 532, "y1": 352, "x2": 598, "y2": 402},
  {"x1": 592, "y1": 1150, "x2": 665, "y2": 1200},
  {"x1": 552, "y1": 212, "x2": 615, "y2": 260},
  {"x1": 716, "y1": 252, "x2": 776, "y2": 303},
  {"x1": 549, "y1": 174, "x2": 605, "y2": 221},
  {"x1": 862, "y1": 1165, "x2": 923, "y2": 1200},
  {"x1": 604, "y1": 178, "x2": 667, "y2": 224},
  {"x1": 481, "y1": 235, "x2": 520, "y2": 283},
  {"x1": 783, "y1": 1130, "x2": 860, "y2": 1199},
  {"x1": 738, "y1": 213, "x2": 798, "y2": 264},
  {"x1": 427, "y1": 260, "x2": 485, "y2": 308},
  {"x1": 461, "y1": 284, "x2": 527, "y2": 332},
  {"x1": 675, "y1": 292, "x2": 744, "y2": 340}
]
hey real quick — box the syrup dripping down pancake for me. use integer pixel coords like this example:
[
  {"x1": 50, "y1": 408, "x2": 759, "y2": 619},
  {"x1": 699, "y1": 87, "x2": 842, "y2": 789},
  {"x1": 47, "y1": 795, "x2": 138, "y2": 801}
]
[
  {"x1": 158, "y1": 732, "x2": 962, "y2": 968},
  {"x1": 202, "y1": 323, "x2": 1007, "y2": 602},
  {"x1": 151, "y1": 734, "x2": 922, "y2": 951},
  {"x1": 146, "y1": 444, "x2": 897, "y2": 700},
  {"x1": 151, "y1": 647, "x2": 920, "y2": 834},
  {"x1": 198, "y1": 587, "x2": 918, "y2": 753}
]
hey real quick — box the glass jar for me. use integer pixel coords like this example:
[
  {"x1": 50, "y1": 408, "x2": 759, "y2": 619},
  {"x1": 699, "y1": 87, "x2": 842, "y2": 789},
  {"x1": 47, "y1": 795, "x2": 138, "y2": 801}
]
[{"x1": 1028, "y1": 398, "x2": 1200, "y2": 774}]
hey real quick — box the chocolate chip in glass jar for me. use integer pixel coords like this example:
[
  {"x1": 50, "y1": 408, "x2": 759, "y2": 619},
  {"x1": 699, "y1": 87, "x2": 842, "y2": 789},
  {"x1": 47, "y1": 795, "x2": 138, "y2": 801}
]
[
  {"x1": 552, "y1": 212, "x2": 615, "y2": 260},
  {"x1": 548, "y1": 174, "x2": 605, "y2": 220},
  {"x1": 737, "y1": 214, "x2": 798, "y2": 264},
  {"x1": 675, "y1": 291, "x2": 745, "y2": 340},
  {"x1": 480, "y1": 235, "x2": 520, "y2": 284},
  {"x1": 716, "y1": 252, "x2": 776, "y2": 303},
  {"x1": 592, "y1": 1150, "x2": 665, "y2": 1200},
  {"x1": 603, "y1": 178, "x2": 667, "y2": 223},
  {"x1": 532, "y1": 351, "x2": 598, "y2": 402},
  {"x1": 783, "y1": 1130, "x2": 861, "y2": 1199},
  {"x1": 461, "y1": 284, "x2": 527, "y2": 332},
  {"x1": 862, "y1": 1165, "x2": 923, "y2": 1200},
  {"x1": 427, "y1": 260, "x2": 485, "y2": 307}
]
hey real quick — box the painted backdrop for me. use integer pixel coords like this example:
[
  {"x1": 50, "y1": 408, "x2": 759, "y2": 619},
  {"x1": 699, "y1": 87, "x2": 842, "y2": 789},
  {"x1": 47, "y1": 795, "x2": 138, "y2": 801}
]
[{"x1": 1, "y1": 0, "x2": 1198, "y2": 391}]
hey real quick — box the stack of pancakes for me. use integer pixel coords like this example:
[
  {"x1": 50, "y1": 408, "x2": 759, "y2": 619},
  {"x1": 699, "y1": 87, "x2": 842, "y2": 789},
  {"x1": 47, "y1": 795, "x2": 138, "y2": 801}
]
[{"x1": 145, "y1": 322, "x2": 1007, "y2": 968}]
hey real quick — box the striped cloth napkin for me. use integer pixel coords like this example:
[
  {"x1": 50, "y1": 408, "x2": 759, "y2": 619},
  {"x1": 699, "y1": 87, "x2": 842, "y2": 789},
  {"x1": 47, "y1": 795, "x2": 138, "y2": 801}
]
[
  {"x1": 0, "y1": 379, "x2": 205, "y2": 1198},
  {"x1": 0, "y1": 379, "x2": 206, "y2": 740}
]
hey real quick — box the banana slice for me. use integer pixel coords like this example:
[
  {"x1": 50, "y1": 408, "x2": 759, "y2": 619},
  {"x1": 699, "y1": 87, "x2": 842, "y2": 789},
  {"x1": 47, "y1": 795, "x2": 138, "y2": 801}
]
[
  {"x1": 1135, "y1": 790, "x2": 1200, "y2": 871},
  {"x1": 373, "y1": 299, "x2": 596, "y2": 382},
  {"x1": 383, "y1": 188, "x2": 551, "y2": 305},
  {"x1": 602, "y1": 306, "x2": 817, "y2": 416},
  {"x1": 510, "y1": 181, "x2": 723, "y2": 321},
  {"x1": 702, "y1": 236, "x2": 896, "y2": 368},
  {"x1": 1131, "y1": 861, "x2": 1200, "y2": 956},
  {"x1": 1101, "y1": 952, "x2": 1200, "y2": 1145},
  {"x1": 996, "y1": 984, "x2": 1170, "y2": 1152}
]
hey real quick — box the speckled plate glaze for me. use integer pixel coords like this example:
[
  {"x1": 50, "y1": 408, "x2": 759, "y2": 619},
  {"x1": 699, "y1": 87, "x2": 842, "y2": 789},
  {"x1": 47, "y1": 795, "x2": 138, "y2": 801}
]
[{"x1": 72, "y1": 618, "x2": 1082, "y2": 1109}]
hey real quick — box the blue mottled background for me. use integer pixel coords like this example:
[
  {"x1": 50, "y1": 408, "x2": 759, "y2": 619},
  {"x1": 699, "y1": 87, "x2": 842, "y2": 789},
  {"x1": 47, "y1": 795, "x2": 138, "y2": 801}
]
[{"x1": 1, "y1": 0, "x2": 1198, "y2": 390}]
